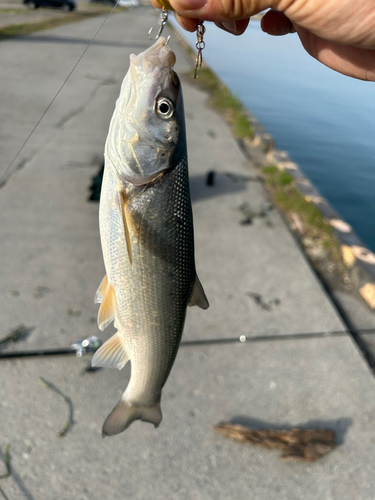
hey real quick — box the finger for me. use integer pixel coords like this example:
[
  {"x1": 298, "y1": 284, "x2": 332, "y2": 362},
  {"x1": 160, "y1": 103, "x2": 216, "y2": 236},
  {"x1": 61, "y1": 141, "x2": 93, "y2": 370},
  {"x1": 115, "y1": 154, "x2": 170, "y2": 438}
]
[
  {"x1": 261, "y1": 9, "x2": 294, "y2": 36},
  {"x1": 150, "y1": 0, "x2": 174, "y2": 8},
  {"x1": 214, "y1": 18, "x2": 250, "y2": 36},
  {"x1": 166, "y1": 0, "x2": 276, "y2": 23},
  {"x1": 175, "y1": 13, "x2": 199, "y2": 32},
  {"x1": 296, "y1": 27, "x2": 375, "y2": 81},
  {"x1": 150, "y1": 0, "x2": 162, "y2": 8}
]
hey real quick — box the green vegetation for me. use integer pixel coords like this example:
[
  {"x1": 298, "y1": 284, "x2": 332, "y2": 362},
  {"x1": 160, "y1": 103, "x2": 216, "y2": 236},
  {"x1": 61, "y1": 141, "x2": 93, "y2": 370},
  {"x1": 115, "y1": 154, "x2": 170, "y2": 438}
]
[
  {"x1": 262, "y1": 165, "x2": 342, "y2": 258},
  {"x1": 0, "y1": 14, "x2": 92, "y2": 39},
  {"x1": 0, "y1": 6, "x2": 126, "y2": 40},
  {"x1": 275, "y1": 188, "x2": 330, "y2": 233},
  {"x1": 263, "y1": 165, "x2": 331, "y2": 232},
  {"x1": 232, "y1": 111, "x2": 252, "y2": 138},
  {"x1": 263, "y1": 166, "x2": 294, "y2": 186},
  {"x1": 189, "y1": 67, "x2": 254, "y2": 139},
  {"x1": 0, "y1": 8, "x2": 34, "y2": 13}
]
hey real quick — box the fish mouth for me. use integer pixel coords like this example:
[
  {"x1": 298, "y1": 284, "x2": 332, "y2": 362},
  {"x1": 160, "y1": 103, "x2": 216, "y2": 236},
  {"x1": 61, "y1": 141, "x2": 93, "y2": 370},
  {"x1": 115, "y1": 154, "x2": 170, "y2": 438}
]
[{"x1": 129, "y1": 37, "x2": 176, "y2": 75}]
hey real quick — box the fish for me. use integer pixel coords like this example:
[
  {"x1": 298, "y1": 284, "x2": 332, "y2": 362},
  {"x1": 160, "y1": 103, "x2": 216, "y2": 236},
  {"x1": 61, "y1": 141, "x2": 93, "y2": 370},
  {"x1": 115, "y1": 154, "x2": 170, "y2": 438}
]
[{"x1": 92, "y1": 37, "x2": 209, "y2": 437}]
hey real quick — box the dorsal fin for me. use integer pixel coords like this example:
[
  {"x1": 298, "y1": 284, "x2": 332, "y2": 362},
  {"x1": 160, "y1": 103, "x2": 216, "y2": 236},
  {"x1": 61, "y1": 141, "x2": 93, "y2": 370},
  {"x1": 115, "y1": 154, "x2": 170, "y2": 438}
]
[
  {"x1": 188, "y1": 275, "x2": 209, "y2": 309},
  {"x1": 95, "y1": 275, "x2": 108, "y2": 304},
  {"x1": 115, "y1": 190, "x2": 133, "y2": 266},
  {"x1": 98, "y1": 284, "x2": 115, "y2": 331},
  {"x1": 91, "y1": 332, "x2": 129, "y2": 370}
]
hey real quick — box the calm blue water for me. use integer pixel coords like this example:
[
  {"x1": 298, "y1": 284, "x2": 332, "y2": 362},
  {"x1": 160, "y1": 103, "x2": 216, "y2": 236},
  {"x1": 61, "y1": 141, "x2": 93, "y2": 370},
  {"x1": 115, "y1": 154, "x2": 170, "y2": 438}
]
[{"x1": 174, "y1": 20, "x2": 375, "y2": 251}]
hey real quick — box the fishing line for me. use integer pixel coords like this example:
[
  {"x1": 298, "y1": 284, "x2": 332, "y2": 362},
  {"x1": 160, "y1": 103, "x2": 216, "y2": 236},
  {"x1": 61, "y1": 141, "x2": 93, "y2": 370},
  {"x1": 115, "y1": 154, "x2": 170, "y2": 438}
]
[
  {"x1": 1, "y1": 328, "x2": 375, "y2": 359},
  {"x1": 180, "y1": 327, "x2": 375, "y2": 346},
  {"x1": 0, "y1": 1, "x2": 119, "y2": 188}
]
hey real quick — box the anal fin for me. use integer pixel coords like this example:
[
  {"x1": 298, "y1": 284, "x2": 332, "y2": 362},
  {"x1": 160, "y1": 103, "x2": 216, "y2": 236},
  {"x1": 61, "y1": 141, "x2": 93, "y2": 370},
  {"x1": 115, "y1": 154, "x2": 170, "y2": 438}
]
[
  {"x1": 91, "y1": 332, "x2": 129, "y2": 370},
  {"x1": 188, "y1": 275, "x2": 209, "y2": 309},
  {"x1": 98, "y1": 284, "x2": 115, "y2": 331},
  {"x1": 115, "y1": 190, "x2": 133, "y2": 266}
]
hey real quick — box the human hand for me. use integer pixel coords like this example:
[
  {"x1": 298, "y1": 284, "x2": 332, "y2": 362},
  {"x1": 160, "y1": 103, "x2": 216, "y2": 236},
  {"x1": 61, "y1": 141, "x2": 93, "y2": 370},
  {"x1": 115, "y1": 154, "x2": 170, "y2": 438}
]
[{"x1": 151, "y1": 0, "x2": 375, "y2": 81}]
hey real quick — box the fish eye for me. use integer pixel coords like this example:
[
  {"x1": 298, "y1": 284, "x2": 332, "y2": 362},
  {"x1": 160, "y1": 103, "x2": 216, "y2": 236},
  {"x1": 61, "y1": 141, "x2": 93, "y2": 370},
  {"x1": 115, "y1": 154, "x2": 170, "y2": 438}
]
[{"x1": 156, "y1": 97, "x2": 174, "y2": 120}]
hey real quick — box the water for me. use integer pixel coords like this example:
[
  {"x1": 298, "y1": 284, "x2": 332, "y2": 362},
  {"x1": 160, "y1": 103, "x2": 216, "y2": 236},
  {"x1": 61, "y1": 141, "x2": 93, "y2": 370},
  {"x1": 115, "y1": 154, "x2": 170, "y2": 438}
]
[{"x1": 174, "y1": 20, "x2": 375, "y2": 251}]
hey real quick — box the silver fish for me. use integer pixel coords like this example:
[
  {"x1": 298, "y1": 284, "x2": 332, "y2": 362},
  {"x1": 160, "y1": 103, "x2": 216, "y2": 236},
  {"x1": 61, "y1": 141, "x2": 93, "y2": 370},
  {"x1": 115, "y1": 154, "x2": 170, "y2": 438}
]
[{"x1": 92, "y1": 37, "x2": 209, "y2": 436}]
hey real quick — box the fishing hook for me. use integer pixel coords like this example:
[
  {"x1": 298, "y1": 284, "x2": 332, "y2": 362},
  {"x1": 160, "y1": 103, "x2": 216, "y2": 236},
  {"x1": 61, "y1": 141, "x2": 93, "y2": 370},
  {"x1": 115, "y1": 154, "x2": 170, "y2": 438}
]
[
  {"x1": 148, "y1": 8, "x2": 168, "y2": 40},
  {"x1": 194, "y1": 20, "x2": 206, "y2": 78}
]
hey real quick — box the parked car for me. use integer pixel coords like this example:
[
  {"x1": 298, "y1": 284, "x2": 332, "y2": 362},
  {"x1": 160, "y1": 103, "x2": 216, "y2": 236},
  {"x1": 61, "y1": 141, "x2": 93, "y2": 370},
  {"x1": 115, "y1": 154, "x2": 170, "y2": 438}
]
[{"x1": 23, "y1": 0, "x2": 76, "y2": 11}]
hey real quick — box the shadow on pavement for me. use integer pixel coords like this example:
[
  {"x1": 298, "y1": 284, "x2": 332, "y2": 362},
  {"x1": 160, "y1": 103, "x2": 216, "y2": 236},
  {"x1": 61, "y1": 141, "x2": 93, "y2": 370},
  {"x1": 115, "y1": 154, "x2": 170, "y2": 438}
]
[{"x1": 190, "y1": 171, "x2": 256, "y2": 203}]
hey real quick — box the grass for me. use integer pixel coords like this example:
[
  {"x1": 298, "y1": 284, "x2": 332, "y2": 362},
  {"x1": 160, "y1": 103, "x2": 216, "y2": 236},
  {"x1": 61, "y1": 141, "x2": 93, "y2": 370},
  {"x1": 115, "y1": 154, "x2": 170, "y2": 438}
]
[
  {"x1": 0, "y1": 8, "x2": 35, "y2": 13},
  {"x1": 262, "y1": 165, "x2": 331, "y2": 232},
  {"x1": 188, "y1": 67, "x2": 254, "y2": 139},
  {"x1": 275, "y1": 189, "x2": 330, "y2": 233},
  {"x1": 0, "y1": 13, "x2": 93, "y2": 39},
  {"x1": 262, "y1": 165, "x2": 344, "y2": 261},
  {"x1": 0, "y1": 6, "x2": 126, "y2": 40}
]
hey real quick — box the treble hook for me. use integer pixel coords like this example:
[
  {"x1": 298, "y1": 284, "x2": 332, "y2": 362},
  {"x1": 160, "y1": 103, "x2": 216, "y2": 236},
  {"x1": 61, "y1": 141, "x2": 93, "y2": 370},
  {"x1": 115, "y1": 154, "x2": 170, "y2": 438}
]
[
  {"x1": 194, "y1": 20, "x2": 206, "y2": 78},
  {"x1": 148, "y1": 8, "x2": 168, "y2": 40}
]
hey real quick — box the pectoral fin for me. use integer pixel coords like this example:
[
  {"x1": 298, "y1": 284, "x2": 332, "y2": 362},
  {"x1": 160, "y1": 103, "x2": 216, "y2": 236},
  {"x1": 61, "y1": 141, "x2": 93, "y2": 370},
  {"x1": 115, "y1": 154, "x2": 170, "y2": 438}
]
[
  {"x1": 91, "y1": 332, "x2": 129, "y2": 370},
  {"x1": 115, "y1": 190, "x2": 133, "y2": 266},
  {"x1": 95, "y1": 275, "x2": 108, "y2": 304},
  {"x1": 188, "y1": 275, "x2": 209, "y2": 309},
  {"x1": 98, "y1": 284, "x2": 115, "y2": 331}
]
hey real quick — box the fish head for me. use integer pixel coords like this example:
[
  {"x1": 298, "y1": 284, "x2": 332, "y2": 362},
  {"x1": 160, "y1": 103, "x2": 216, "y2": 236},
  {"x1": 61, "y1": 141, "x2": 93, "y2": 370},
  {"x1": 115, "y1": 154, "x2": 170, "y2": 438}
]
[{"x1": 106, "y1": 37, "x2": 185, "y2": 186}]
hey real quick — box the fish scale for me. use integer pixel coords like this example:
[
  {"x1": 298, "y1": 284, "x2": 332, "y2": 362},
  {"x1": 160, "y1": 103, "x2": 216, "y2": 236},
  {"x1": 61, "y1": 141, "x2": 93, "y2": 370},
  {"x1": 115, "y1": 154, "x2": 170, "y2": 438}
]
[
  {"x1": 124, "y1": 159, "x2": 195, "y2": 404},
  {"x1": 92, "y1": 38, "x2": 209, "y2": 436}
]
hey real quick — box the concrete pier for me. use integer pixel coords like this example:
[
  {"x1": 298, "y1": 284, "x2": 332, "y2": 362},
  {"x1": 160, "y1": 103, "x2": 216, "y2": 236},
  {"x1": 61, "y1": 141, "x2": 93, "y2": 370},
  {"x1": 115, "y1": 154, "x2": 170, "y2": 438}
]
[{"x1": 1, "y1": 8, "x2": 375, "y2": 499}]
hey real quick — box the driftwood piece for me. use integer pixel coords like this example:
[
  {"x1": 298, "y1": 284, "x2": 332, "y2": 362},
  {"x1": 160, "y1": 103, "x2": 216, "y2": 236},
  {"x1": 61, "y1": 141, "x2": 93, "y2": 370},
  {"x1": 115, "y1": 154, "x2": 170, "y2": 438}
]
[{"x1": 213, "y1": 422, "x2": 336, "y2": 462}]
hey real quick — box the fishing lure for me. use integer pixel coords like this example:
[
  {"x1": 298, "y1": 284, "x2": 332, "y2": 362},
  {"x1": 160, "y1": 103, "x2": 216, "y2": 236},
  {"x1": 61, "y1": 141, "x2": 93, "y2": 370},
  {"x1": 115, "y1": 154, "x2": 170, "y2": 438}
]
[{"x1": 150, "y1": 6, "x2": 206, "y2": 78}]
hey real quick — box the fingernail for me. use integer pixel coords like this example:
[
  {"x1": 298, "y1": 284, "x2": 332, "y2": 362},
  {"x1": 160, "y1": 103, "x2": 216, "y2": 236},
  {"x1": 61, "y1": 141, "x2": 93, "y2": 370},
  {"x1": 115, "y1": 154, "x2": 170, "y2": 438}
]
[
  {"x1": 176, "y1": 0, "x2": 206, "y2": 10},
  {"x1": 222, "y1": 21, "x2": 238, "y2": 34}
]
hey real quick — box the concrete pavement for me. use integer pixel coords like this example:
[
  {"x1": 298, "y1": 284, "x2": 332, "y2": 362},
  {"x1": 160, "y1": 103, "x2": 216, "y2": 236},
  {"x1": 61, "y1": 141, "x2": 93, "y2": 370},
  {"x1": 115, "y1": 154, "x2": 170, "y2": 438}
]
[{"x1": 1, "y1": 8, "x2": 375, "y2": 499}]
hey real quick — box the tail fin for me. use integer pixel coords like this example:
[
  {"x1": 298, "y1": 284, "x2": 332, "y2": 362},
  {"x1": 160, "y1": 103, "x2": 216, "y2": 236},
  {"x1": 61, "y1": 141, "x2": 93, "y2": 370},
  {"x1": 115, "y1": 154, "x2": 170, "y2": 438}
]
[{"x1": 102, "y1": 397, "x2": 163, "y2": 437}]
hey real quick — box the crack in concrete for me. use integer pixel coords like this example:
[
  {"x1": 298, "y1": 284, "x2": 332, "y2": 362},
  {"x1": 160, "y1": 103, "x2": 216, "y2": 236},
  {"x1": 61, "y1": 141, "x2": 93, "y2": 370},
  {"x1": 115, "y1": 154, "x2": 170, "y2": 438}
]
[{"x1": 54, "y1": 78, "x2": 111, "y2": 130}]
